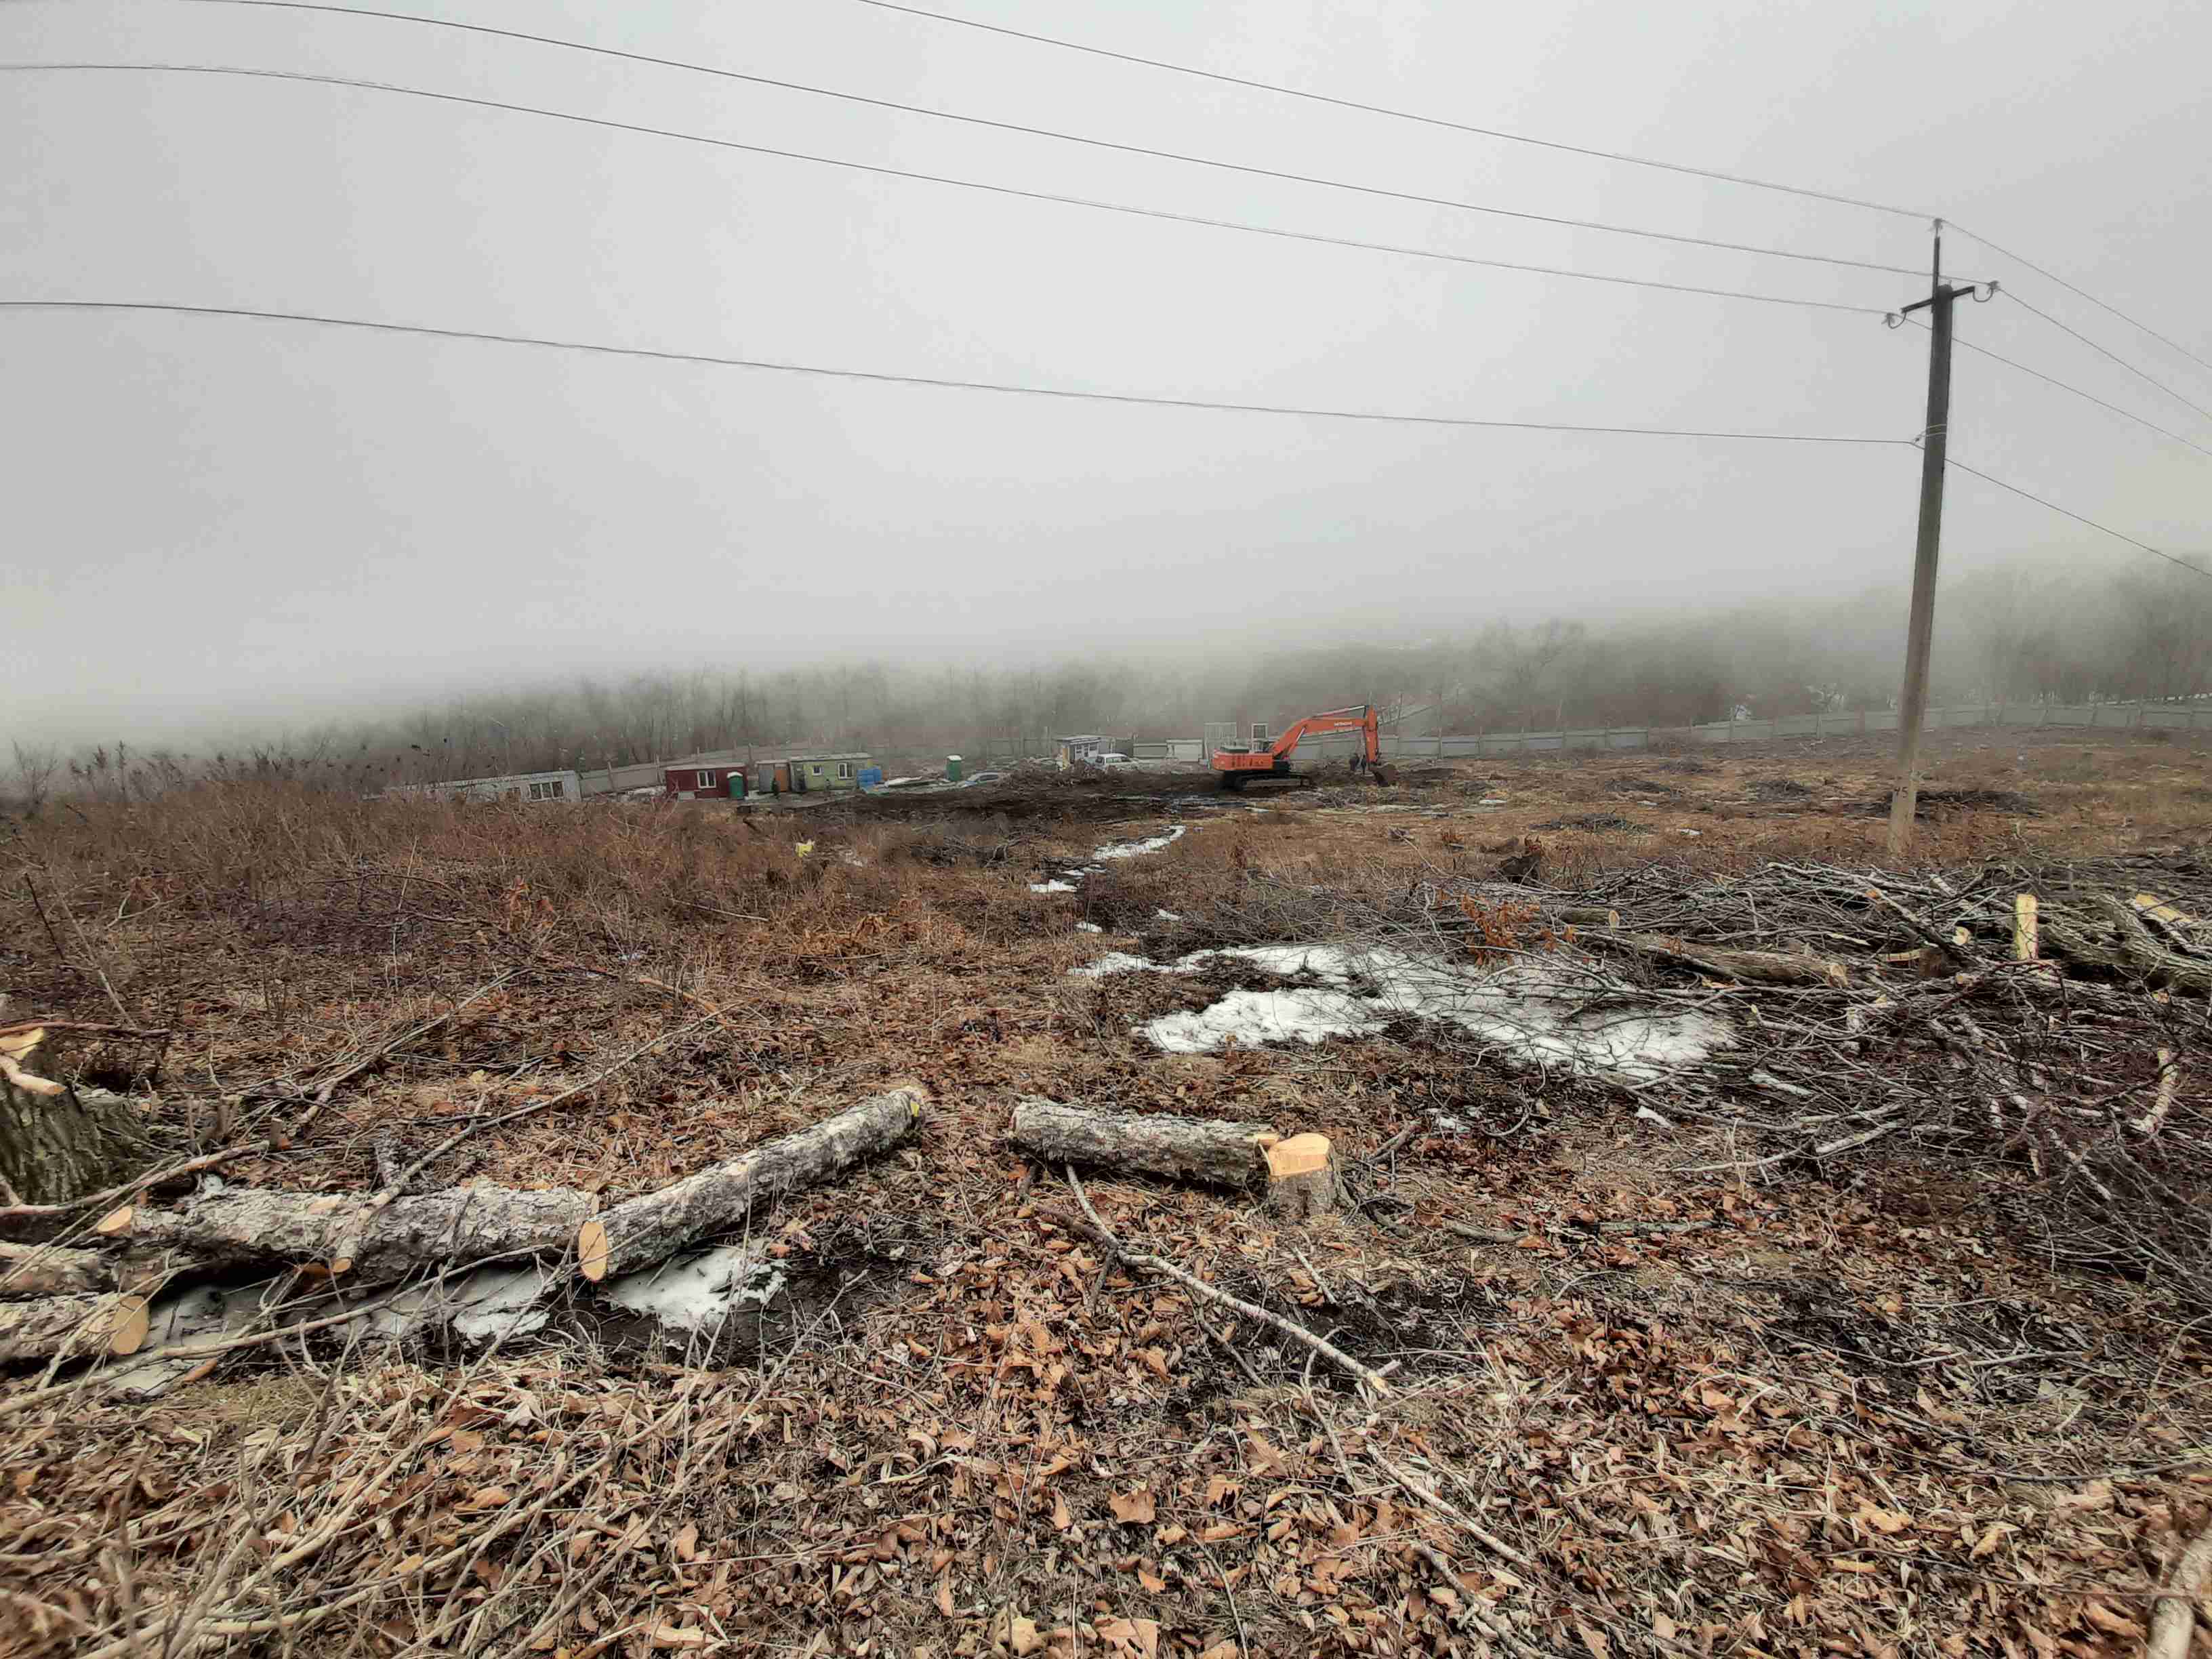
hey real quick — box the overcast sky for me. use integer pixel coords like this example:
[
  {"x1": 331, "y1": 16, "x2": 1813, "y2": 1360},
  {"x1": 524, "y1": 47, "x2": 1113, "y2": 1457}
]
[{"x1": 5, "y1": 0, "x2": 2208, "y2": 745}]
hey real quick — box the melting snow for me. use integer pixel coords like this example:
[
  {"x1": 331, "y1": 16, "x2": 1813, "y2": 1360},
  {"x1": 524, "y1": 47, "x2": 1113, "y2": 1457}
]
[
  {"x1": 1075, "y1": 921, "x2": 1104, "y2": 934},
  {"x1": 1029, "y1": 880, "x2": 1078, "y2": 893},
  {"x1": 1071, "y1": 951, "x2": 1158, "y2": 979},
  {"x1": 603, "y1": 1244, "x2": 787, "y2": 1332},
  {"x1": 1093, "y1": 825, "x2": 1186, "y2": 860},
  {"x1": 1071, "y1": 941, "x2": 1729, "y2": 1080},
  {"x1": 1155, "y1": 909, "x2": 1185, "y2": 922},
  {"x1": 349, "y1": 1265, "x2": 553, "y2": 1345}
]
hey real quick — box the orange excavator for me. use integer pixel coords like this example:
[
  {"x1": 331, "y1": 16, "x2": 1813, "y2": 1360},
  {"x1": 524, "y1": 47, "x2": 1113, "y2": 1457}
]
[{"x1": 1212, "y1": 704, "x2": 1399, "y2": 791}]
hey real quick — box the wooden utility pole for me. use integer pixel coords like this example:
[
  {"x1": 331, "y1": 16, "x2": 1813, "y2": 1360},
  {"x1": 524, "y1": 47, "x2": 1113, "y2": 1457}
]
[{"x1": 1887, "y1": 221, "x2": 1982, "y2": 856}]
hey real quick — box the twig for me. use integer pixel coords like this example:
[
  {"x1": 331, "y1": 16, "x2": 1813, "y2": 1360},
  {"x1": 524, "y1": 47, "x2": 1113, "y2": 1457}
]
[
  {"x1": 1062, "y1": 1167, "x2": 1392, "y2": 1395},
  {"x1": 1409, "y1": 1540, "x2": 1544, "y2": 1658},
  {"x1": 321, "y1": 1013, "x2": 718, "y2": 1275},
  {"x1": 1866, "y1": 884, "x2": 1978, "y2": 968},
  {"x1": 1201, "y1": 1317, "x2": 1266, "y2": 1390},
  {"x1": 0, "y1": 1141, "x2": 275, "y2": 1230},
  {"x1": 294, "y1": 970, "x2": 518, "y2": 1135}
]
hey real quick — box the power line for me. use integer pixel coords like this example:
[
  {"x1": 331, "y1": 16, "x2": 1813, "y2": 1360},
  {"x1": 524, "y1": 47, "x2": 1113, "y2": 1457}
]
[
  {"x1": 1945, "y1": 456, "x2": 2212, "y2": 581},
  {"x1": 1950, "y1": 222, "x2": 2212, "y2": 381},
  {"x1": 3, "y1": 62, "x2": 1895, "y2": 318},
  {"x1": 137, "y1": 0, "x2": 1931, "y2": 281},
  {"x1": 850, "y1": 0, "x2": 1931, "y2": 222},
  {"x1": 2003, "y1": 291, "x2": 2212, "y2": 426},
  {"x1": 0, "y1": 298, "x2": 1915, "y2": 445},
  {"x1": 1902, "y1": 314, "x2": 2212, "y2": 463}
]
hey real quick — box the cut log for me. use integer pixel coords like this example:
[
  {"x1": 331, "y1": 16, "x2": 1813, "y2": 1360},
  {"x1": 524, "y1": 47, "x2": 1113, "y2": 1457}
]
[
  {"x1": 2013, "y1": 893, "x2": 2040, "y2": 961},
  {"x1": 2043, "y1": 895, "x2": 2212, "y2": 994},
  {"x1": 0, "y1": 1290, "x2": 148, "y2": 1364},
  {"x1": 1587, "y1": 930, "x2": 1849, "y2": 988},
  {"x1": 1551, "y1": 907, "x2": 1621, "y2": 929},
  {"x1": 96, "y1": 1184, "x2": 596, "y2": 1282},
  {"x1": 0, "y1": 1239, "x2": 116, "y2": 1298},
  {"x1": 0, "y1": 1037, "x2": 150, "y2": 1205},
  {"x1": 1263, "y1": 1133, "x2": 1343, "y2": 1221},
  {"x1": 1008, "y1": 1099, "x2": 1272, "y2": 1191},
  {"x1": 578, "y1": 1084, "x2": 926, "y2": 1282}
]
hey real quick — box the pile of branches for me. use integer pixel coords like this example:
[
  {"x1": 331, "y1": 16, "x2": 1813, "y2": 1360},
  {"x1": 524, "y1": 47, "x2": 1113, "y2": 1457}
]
[{"x1": 1334, "y1": 851, "x2": 2212, "y2": 1303}]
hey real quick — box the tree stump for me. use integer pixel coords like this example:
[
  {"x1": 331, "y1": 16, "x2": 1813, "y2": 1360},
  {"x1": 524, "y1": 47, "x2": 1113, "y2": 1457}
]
[
  {"x1": 1263, "y1": 1133, "x2": 1342, "y2": 1221},
  {"x1": 0, "y1": 1033, "x2": 148, "y2": 1205}
]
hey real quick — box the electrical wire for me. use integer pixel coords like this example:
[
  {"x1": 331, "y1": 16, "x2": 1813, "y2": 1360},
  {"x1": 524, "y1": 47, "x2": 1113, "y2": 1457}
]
[
  {"x1": 849, "y1": 0, "x2": 1932, "y2": 222},
  {"x1": 2002, "y1": 291, "x2": 2212, "y2": 425},
  {"x1": 0, "y1": 298, "x2": 1916, "y2": 445},
  {"x1": 1, "y1": 63, "x2": 1896, "y2": 318},
  {"x1": 1901, "y1": 314, "x2": 2212, "y2": 464},
  {"x1": 1945, "y1": 457, "x2": 2212, "y2": 581},
  {"x1": 1951, "y1": 222, "x2": 2212, "y2": 381},
  {"x1": 134, "y1": 0, "x2": 1932, "y2": 280}
]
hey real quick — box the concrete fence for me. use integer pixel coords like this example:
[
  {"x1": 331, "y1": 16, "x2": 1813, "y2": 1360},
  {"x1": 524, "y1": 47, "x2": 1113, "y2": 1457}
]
[{"x1": 1370, "y1": 701, "x2": 2212, "y2": 760}]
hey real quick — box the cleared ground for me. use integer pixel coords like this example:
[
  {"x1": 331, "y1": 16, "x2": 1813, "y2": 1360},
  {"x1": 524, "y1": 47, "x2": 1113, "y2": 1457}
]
[{"x1": 3, "y1": 726, "x2": 2209, "y2": 1657}]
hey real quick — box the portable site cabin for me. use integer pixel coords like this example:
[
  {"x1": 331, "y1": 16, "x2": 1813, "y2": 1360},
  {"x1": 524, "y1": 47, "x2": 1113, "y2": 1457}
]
[
  {"x1": 421, "y1": 769, "x2": 581, "y2": 804},
  {"x1": 1054, "y1": 735, "x2": 1110, "y2": 769},
  {"x1": 663, "y1": 760, "x2": 747, "y2": 800},
  {"x1": 780, "y1": 752, "x2": 872, "y2": 794}
]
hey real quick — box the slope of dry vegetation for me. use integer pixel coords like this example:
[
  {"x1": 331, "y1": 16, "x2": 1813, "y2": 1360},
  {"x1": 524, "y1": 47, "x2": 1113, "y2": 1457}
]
[{"x1": 3, "y1": 732, "x2": 2211, "y2": 1657}]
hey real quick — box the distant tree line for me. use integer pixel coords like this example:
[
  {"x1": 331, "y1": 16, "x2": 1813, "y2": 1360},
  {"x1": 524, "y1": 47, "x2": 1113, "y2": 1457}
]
[{"x1": 9, "y1": 556, "x2": 2209, "y2": 808}]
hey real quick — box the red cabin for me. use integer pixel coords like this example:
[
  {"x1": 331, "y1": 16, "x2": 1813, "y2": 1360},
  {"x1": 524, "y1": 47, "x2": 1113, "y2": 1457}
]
[{"x1": 663, "y1": 762, "x2": 746, "y2": 800}]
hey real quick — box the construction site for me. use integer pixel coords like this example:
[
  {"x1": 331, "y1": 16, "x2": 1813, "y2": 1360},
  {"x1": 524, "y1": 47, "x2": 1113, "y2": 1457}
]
[{"x1": 3, "y1": 720, "x2": 2209, "y2": 1657}]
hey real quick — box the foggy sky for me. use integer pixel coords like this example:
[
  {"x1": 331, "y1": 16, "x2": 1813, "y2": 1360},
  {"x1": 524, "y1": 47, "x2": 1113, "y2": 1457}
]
[{"x1": 6, "y1": 0, "x2": 2209, "y2": 747}]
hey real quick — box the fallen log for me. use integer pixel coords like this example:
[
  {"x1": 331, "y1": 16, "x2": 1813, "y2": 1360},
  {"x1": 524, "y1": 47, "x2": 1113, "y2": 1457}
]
[
  {"x1": 0, "y1": 1290, "x2": 148, "y2": 1364},
  {"x1": 94, "y1": 1184, "x2": 596, "y2": 1281},
  {"x1": 578, "y1": 1083, "x2": 926, "y2": 1282},
  {"x1": 1010, "y1": 1099, "x2": 1273, "y2": 1190},
  {"x1": 1586, "y1": 930, "x2": 1849, "y2": 988},
  {"x1": 0, "y1": 1238, "x2": 115, "y2": 1298},
  {"x1": 2043, "y1": 895, "x2": 2212, "y2": 994}
]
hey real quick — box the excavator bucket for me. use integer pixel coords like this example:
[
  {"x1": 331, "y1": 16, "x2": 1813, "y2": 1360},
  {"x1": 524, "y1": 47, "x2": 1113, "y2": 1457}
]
[{"x1": 1371, "y1": 762, "x2": 1400, "y2": 786}]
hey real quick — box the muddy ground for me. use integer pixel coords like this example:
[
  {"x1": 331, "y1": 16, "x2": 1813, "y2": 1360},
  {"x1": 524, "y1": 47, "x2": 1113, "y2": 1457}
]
[{"x1": 2, "y1": 726, "x2": 2209, "y2": 1657}]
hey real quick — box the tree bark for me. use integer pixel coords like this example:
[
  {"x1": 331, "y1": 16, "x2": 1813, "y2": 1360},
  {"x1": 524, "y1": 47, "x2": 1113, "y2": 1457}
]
[
  {"x1": 0, "y1": 1239, "x2": 115, "y2": 1298},
  {"x1": 0, "y1": 1290, "x2": 148, "y2": 1363},
  {"x1": 96, "y1": 1184, "x2": 596, "y2": 1282},
  {"x1": 1263, "y1": 1133, "x2": 1343, "y2": 1221},
  {"x1": 1586, "y1": 930, "x2": 1850, "y2": 988},
  {"x1": 0, "y1": 1047, "x2": 150, "y2": 1205},
  {"x1": 1008, "y1": 1099, "x2": 1273, "y2": 1191},
  {"x1": 2043, "y1": 895, "x2": 2212, "y2": 994},
  {"x1": 578, "y1": 1084, "x2": 925, "y2": 1282}
]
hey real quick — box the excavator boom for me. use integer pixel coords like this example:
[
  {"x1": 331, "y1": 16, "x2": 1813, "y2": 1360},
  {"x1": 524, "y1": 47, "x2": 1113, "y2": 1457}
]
[{"x1": 1211, "y1": 705, "x2": 1398, "y2": 788}]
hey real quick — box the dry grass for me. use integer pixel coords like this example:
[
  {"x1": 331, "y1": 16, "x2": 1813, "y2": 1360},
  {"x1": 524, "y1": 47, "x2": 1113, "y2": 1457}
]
[{"x1": 1, "y1": 733, "x2": 2210, "y2": 1656}]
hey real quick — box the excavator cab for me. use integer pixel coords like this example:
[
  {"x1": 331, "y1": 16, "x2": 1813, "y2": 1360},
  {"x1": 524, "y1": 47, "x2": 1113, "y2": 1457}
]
[{"x1": 1210, "y1": 705, "x2": 1399, "y2": 790}]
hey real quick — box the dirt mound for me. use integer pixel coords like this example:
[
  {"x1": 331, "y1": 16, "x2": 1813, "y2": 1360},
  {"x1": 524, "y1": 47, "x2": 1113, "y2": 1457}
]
[
  {"x1": 1533, "y1": 812, "x2": 1653, "y2": 834},
  {"x1": 1858, "y1": 785, "x2": 2041, "y2": 817}
]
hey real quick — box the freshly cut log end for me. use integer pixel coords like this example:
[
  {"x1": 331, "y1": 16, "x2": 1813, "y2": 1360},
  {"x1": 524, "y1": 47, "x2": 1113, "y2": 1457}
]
[
  {"x1": 1263, "y1": 1134, "x2": 1342, "y2": 1222},
  {"x1": 0, "y1": 1290, "x2": 149, "y2": 1364},
  {"x1": 578, "y1": 1217, "x2": 611, "y2": 1284},
  {"x1": 578, "y1": 1085, "x2": 925, "y2": 1284},
  {"x1": 1008, "y1": 1099, "x2": 1273, "y2": 1191}
]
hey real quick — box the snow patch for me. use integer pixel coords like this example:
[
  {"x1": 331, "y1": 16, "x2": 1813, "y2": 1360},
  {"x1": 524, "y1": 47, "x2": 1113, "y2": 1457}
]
[
  {"x1": 1145, "y1": 987, "x2": 1385, "y2": 1052},
  {"x1": 1070, "y1": 951, "x2": 1158, "y2": 979},
  {"x1": 1029, "y1": 880, "x2": 1078, "y2": 893},
  {"x1": 1069, "y1": 940, "x2": 1729, "y2": 1080},
  {"x1": 602, "y1": 1245, "x2": 786, "y2": 1333},
  {"x1": 1075, "y1": 921, "x2": 1104, "y2": 934},
  {"x1": 338, "y1": 1265, "x2": 554, "y2": 1346},
  {"x1": 1154, "y1": 909, "x2": 1185, "y2": 922},
  {"x1": 1092, "y1": 825, "x2": 1186, "y2": 861}
]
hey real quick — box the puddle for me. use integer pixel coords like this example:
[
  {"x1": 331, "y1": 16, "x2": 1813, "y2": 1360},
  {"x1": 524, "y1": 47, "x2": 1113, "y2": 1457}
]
[{"x1": 1073, "y1": 943, "x2": 1730, "y2": 1080}]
